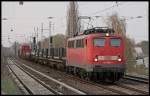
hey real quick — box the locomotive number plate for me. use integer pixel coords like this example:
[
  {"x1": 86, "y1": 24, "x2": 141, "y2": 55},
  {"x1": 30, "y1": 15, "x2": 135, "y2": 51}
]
[{"x1": 98, "y1": 56, "x2": 118, "y2": 60}]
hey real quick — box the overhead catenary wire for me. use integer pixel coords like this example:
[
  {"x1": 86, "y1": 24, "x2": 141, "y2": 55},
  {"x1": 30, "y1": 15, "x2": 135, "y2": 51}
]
[
  {"x1": 77, "y1": 2, "x2": 125, "y2": 29},
  {"x1": 81, "y1": 2, "x2": 144, "y2": 30},
  {"x1": 89, "y1": 2, "x2": 124, "y2": 16}
]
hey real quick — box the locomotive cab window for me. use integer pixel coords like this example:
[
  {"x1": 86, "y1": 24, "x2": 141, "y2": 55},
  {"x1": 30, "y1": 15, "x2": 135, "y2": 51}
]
[
  {"x1": 110, "y1": 38, "x2": 121, "y2": 47},
  {"x1": 76, "y1": 39, "x2": 84, "y2": 48},
  {"x1": 93, "y1": 38, "x2": 105, "y2": 47},
  {"x1": 68, "y1": 40, "x2": 75, "y2": 48}
]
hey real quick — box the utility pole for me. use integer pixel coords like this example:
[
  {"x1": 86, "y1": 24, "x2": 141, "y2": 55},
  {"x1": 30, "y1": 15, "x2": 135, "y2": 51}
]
[
  {"x1": 15, "y1": 41, "x2": 16, "y2": 57},
  {"x1": 34, "y1": 27, "x2": 38, "y2": 54},
  {"x1": 36, "y1": 27, "x2": 38, "y2": 50},
  {"x1": 29, "y1": 35, "x2": 32, "y2": 50},
  {"x1": 49, "y1": 21, "x2": 51, "y2": 58},
  {"x1": 48, "y1": 17, "x2": 54, "y2": 58},
  {"x1": 40, "y1": 24, "x2": 44, "y2": 57},
  {"x1": 41, "y1": 23, "x2": 44, "y2": 52},
  {"x1": 39, "y1": 18, "x2": 54, "y2": 58}
]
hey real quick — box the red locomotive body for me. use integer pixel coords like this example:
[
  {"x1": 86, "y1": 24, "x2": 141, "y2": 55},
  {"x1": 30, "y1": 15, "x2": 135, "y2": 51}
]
[
  {"x1": 66, "y1": 28, "x2": 125, "y2": 82},
  {"x1": 19, "y1": 44, "x2": 32, "y2": 57}
]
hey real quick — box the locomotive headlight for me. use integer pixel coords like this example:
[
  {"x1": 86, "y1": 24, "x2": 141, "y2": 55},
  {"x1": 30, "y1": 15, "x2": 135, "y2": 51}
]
[
  {"x1": 94, "y1": 58, "x2": 98, "y2": 62},
  {"x1": 118, "y1": 58, "x2": 122, "y2": 61},
  {"x1": 106, "y1": 33, "x2": 109, "y2": 36}
]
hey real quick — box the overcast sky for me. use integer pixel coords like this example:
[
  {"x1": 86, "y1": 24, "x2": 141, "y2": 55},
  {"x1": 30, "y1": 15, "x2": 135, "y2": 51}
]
[{"x1": 2, "y1": 1, "x2": 148, "y2": 47}]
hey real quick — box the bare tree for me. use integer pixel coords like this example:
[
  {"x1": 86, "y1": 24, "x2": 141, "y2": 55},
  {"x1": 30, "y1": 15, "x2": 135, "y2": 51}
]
[
  {"x1": 106, "y1": 13, "x2": 136, "y2": 73},
  {"x1": 106, "y1": 13, "x2": 125, "y2": 36},
  {"x1": 66, "y1": 1, "x2": 81, "y2": 38}
]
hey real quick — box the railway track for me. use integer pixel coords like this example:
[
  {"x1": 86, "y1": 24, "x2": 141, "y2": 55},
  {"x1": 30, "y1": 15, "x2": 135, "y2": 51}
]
[
  {"x1": 7, "y1": 58, "x2": 59, "y2": 95},
  {"x1": 12, "y1": 57, "x2": 149, "y2": 95},
  {"x1": 124, "y1": 75, "x2": 149, "y2": 84},
  {"x1": 31, "y1": 56, "x2": 149, "y2": 84},
  {"x1": 67, "y1": 74, "x2": 149, "y2": 95},
  {"x1": 8, "y1": 57, "x2": 87, "y2": 95},
  {"x1": 46, "y1": 67, "x2": 149, "y2": 95},
  {"x1": 30, "y1": 56, "x2": 149, "y2": 84}
]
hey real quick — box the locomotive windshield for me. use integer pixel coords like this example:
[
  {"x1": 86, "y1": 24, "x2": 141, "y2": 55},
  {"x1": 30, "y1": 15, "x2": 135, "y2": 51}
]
[
  {"x1": 94, "y1": 38, "x2": 105, "y2": 47},
  {"x1": 110, "y1": 38, "x2": 121, "y2": 47}
]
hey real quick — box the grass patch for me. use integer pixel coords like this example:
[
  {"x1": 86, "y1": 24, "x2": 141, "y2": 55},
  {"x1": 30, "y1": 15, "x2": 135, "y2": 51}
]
[
  {"x1": 144, "y1": 68, "x2": 149, "y2": 76},
  {"x1": 1, "y1": 78, "x2": 20, "y2": 94}
]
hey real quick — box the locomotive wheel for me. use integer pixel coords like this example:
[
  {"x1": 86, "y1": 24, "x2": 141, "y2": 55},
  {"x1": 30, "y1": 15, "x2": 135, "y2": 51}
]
[
  {"x1": 70, "y1": 67, "x2": 74, "y2": 75},
  {"x1": 67, "y1": 66, "x2": 74, "y2": 75},
  {"x1": 85, "y1": 72, "x2": 91, "y2": 81},
  {"x1": 79, "y1": 69, "x2": 87, "y2": 80},
  {"x1": 103, "y1": 72, "x2": 116, "y2": 83},
  {"x1": 75, "y1": 67, "x2": 80, "y2": 77},
  {"x1": 68, "y1": 66, "x2": 71, "y2": 74},
  {"x1": 91, "y1": 72, "x2": 97, "y2": 82}
]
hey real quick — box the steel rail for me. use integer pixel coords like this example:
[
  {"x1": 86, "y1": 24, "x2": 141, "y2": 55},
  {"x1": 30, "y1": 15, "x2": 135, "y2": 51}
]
[
  {"x1": 14, "y1": 56, "x2": 149, "y2": 95},
  {"x1": 11, "y1": 58, "x2": 87, "y2": 95},
  {"x1": 7, "y1": 59, "x2": 34, "y2": 95},
  {"x1": 8, "y1": 58, "x2": 55, "y2": 95},
  {"x1": 124, "y1": 75, "x2": 149, "y2": 84},
  {"x1": 10, "y1": 58, "x2": 62, "y2": 95}
]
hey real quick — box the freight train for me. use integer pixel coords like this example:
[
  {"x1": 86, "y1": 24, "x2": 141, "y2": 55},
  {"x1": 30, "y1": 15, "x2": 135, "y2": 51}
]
[{"x1": 19, "y1": 27, "x2": 125, "y2": 83}]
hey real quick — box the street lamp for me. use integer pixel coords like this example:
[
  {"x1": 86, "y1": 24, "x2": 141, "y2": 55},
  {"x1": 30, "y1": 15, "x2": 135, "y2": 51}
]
[
  {"x1": 2, "y1": 18, "x2": 8, "y2": 20},
  {"x1": 48, "y1": 17, "x2": 53, "y2": 19},
  {"x1": 19, "y1": 1, "x2": 23, "y2": 5},
  {"x1": 136, "y1": 16, "x2": 143, "y2": 18}
]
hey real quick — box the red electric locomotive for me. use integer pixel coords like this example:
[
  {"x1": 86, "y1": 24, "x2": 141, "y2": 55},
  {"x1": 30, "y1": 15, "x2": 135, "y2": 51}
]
[
  {"x1": 66, "y1": 27, "x2": 125, "y2": 82},
  {"x1": 18, "y1": 44, "x2": 32, "y2": 58}
]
